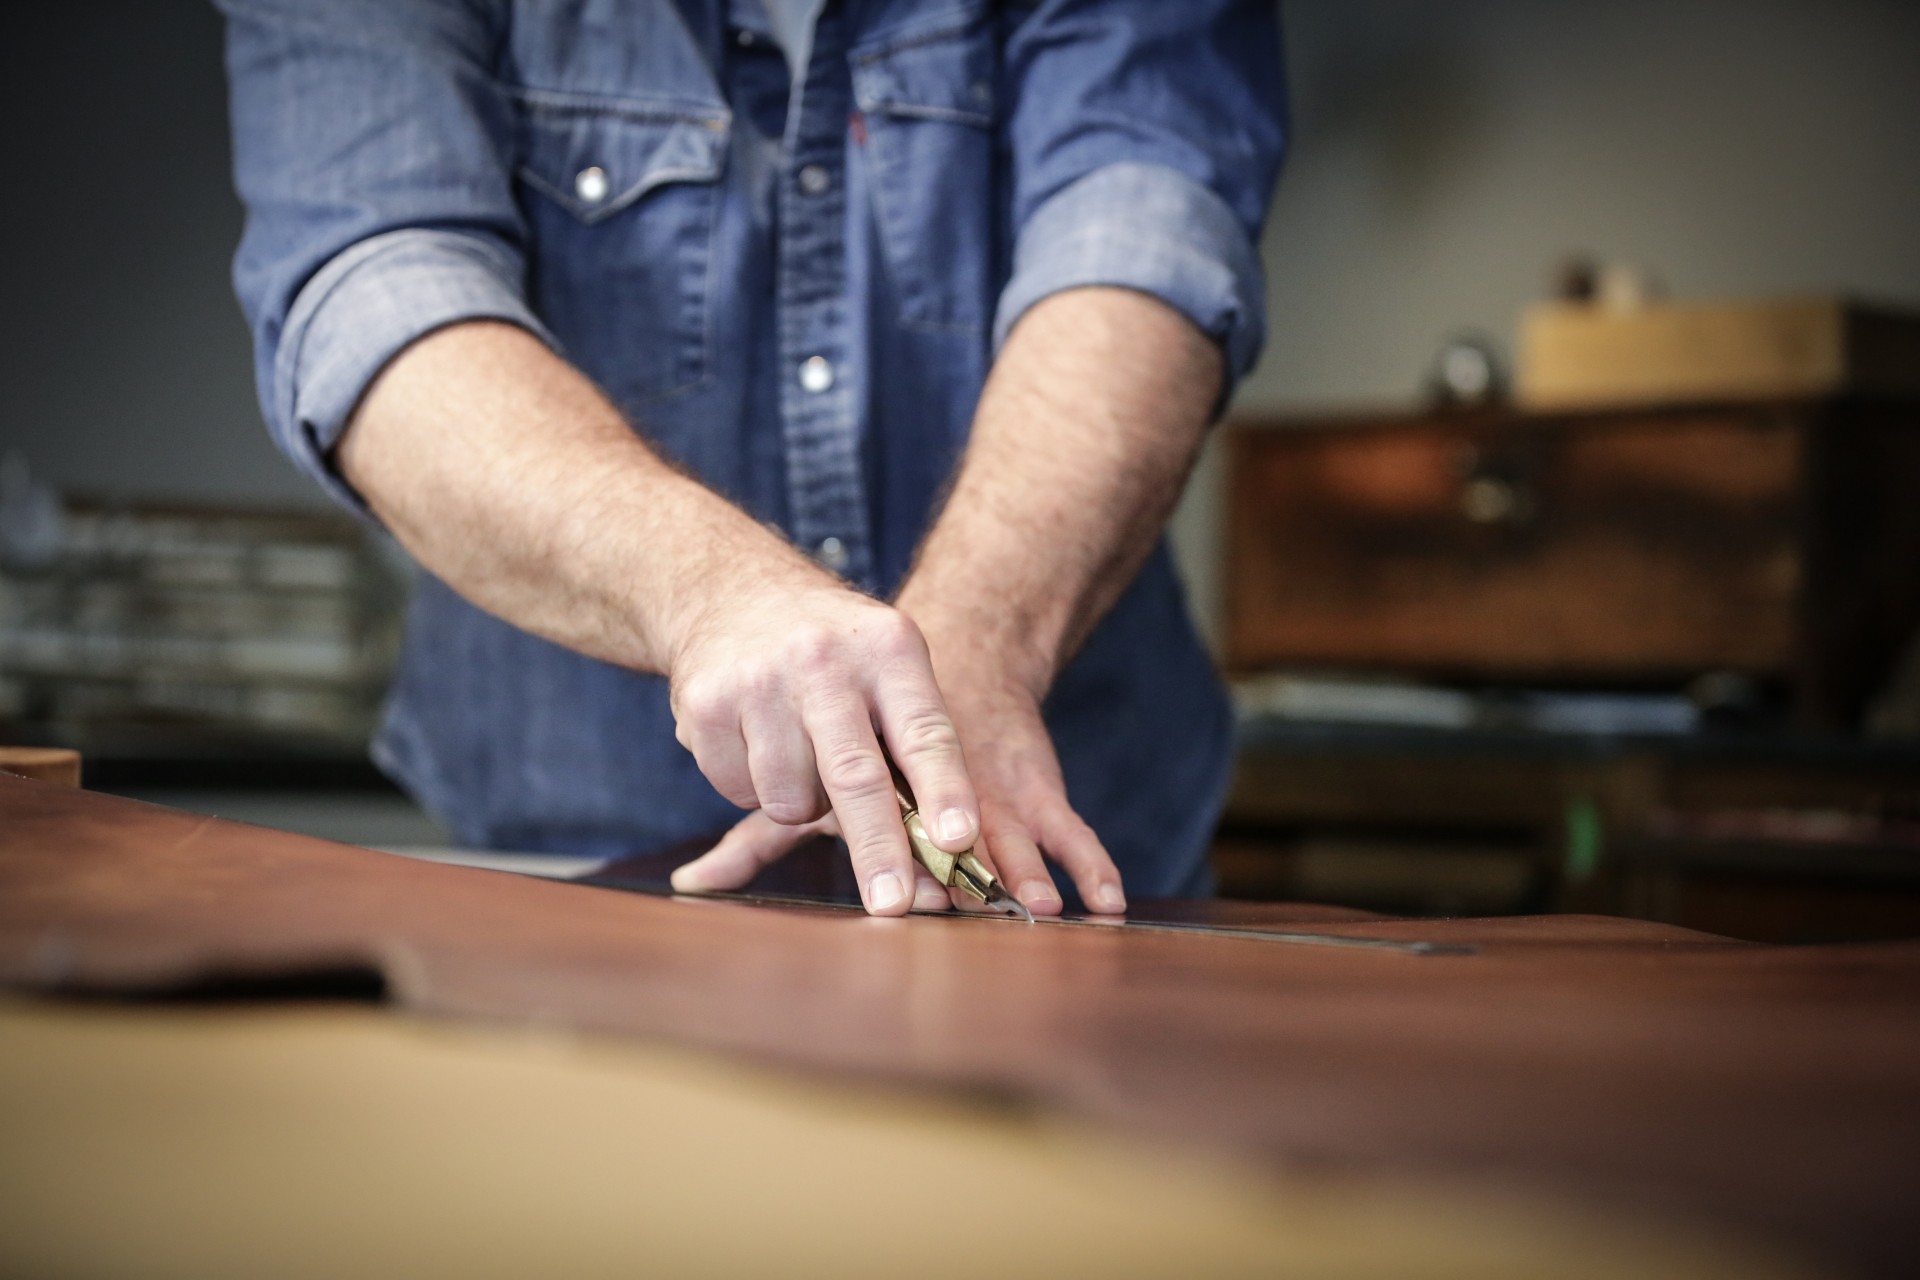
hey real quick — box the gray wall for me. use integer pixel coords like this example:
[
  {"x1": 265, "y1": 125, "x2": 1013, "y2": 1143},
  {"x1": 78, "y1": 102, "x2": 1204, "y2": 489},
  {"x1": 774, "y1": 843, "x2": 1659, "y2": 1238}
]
[
  {"x1": 1, "y1": 3, "x2": 318, "y2": 509},
  {"x1": 4, "y1": 2, "x2": 1918, "y2": 627},
  {"x1": 1244, "y1": 0, "x2": 1920, "y2": 412}
]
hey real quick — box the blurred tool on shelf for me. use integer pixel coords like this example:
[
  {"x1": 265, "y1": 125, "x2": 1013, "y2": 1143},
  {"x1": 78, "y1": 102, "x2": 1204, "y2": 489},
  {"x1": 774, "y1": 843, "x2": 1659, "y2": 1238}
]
[
  {"x1": 1234, "y1": 673, "x2": 1703, "y2": 737},
  {"x1": 0, "y1": 456, "x2": 404, "y2": 760}
]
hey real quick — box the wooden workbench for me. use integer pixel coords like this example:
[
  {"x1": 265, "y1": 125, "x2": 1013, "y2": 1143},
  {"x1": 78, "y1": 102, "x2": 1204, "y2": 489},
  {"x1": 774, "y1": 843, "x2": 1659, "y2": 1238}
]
[{"x1": 3, "y1": 774, "x2": 1917, "y2": 1277}]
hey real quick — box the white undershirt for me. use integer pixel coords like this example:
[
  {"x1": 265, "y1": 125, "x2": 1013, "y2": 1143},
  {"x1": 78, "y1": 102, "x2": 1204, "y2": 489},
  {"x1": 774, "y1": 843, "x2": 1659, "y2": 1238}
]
[{"x1": 759, "y1": 0, "x2": 827, "y2": 80}]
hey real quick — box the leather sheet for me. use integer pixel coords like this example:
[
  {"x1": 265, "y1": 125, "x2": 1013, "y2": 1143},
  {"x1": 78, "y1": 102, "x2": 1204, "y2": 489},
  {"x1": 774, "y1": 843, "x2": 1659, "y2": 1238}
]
[{"x1": 3, "y1": 774, "x2": 1917, "y2": 1276}]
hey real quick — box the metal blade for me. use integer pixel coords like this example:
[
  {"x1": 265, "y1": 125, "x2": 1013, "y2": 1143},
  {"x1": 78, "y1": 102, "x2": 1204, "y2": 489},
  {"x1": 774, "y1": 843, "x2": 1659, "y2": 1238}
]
[{"x1": 984, "y1": 885, "x2": 1034, "y2": 924}]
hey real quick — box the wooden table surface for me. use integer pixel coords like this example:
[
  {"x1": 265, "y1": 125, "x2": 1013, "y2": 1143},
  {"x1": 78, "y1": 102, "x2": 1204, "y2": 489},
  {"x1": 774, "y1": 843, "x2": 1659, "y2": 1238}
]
[{"x1": 4, "y1": 774, "x2": 1917, "y2": 1277}]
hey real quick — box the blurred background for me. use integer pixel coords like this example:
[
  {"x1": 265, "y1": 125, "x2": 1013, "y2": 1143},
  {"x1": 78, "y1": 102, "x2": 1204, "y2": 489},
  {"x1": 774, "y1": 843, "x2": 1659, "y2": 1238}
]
[{"x1": 4, "y1": 0, "x2": 1918, "y2": 938}]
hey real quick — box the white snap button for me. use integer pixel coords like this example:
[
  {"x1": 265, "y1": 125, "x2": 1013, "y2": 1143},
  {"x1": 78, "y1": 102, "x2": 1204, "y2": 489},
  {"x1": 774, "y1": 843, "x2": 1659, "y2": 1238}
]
[
  {"x1": 815, "y1": 537, "x2": 849, "y2": 571},
  {"x1": 798, "y1": 164, "x2": 831, "y2": 195},
  {"x1": 574, "y1": 166, "x2": 609, "y2": 203},
  {"x1": 798, "y1": 356, "x2": 835, "y2": 393}
]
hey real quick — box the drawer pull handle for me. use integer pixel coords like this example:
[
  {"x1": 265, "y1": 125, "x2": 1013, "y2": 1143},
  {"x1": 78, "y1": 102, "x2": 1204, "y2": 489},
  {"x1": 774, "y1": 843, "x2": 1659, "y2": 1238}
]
[{"x1": 1461, "y1": 475, "x2": 1526, "y2": 524}]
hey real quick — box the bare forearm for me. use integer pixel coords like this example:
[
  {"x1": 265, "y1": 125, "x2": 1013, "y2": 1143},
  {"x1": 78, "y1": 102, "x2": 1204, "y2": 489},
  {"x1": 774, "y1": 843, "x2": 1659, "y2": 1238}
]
[
  {"x1": 339, "y1": 321, "x2": 822, "y2": 675},
  {"x1": 899, "y1": 287, "x2": 1222, "y2": 693}
]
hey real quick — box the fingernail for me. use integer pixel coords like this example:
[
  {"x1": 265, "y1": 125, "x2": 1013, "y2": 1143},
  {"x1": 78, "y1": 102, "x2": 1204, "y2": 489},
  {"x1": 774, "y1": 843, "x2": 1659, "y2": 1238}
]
[
  {"x1": 1096, "y1": 884, "x2": 1127, "y2": 911},
  {"x1": 938, "y1": 808, "x2": 974, "y2": 845},
  {"x1": 1019, "y1": 880, "x2": 1060, "y2": 908},
  {"x1": 868, "y1": 872, "x2": 905, "y2": 912}
]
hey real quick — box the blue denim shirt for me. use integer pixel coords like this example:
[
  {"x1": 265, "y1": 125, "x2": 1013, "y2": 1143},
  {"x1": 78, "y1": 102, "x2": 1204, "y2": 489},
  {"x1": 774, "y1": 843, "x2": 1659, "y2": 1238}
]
[{"x1": 220, "y1": 0, "x2": 1287, "y2": 897}]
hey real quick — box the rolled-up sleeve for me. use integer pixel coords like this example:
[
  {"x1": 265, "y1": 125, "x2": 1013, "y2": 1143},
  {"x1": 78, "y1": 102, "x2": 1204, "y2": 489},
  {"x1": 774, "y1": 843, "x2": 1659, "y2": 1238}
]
[
  {"x1": 219, "y1": 0, "x2": 550, "y2": 511},
  {"x1": 272, "y1": 230, "x2": 552, "y2": 511},
  {"x1": 995, "y1": 1, "x2": 1288, "y2": 391}
]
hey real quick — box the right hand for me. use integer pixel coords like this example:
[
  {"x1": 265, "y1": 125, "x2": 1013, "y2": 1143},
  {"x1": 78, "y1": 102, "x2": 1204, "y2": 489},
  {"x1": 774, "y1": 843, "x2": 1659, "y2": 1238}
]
[{"x1": 664, "y1": 571, "x2": 980, "y2": 916}]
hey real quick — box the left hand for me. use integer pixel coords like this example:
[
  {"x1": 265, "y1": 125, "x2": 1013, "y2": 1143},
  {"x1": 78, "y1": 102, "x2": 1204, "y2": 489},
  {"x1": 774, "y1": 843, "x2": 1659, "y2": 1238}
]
[
  {"x1": 670, "y1": 810, "x2": 958, "y2": 912},
  {"x1": 914, "y1": 633, "x2": 1125, "y2": 915}
]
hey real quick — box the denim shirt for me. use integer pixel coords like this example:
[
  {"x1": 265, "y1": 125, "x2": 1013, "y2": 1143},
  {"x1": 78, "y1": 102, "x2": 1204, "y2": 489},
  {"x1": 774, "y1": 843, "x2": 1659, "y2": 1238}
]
[{"x1": 219, "y1": 0, "x2": 1287, "y2": 897}]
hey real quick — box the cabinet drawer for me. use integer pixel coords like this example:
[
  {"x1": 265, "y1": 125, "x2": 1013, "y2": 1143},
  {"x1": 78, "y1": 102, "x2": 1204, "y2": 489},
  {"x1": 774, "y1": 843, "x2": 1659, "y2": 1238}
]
[{"x1": 1225, "y1": 409, "x2": 1803, "y2": 676}]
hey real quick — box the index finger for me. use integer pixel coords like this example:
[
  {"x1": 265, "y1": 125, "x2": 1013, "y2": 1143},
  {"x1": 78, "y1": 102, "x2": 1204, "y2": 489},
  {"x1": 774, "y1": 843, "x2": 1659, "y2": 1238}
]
[
  {"x1": 805, "y1": 695, "x2": 918, "y2": 916},
  {"x1": 871, "y1": 670, "x2": 979, "y2": 856}
]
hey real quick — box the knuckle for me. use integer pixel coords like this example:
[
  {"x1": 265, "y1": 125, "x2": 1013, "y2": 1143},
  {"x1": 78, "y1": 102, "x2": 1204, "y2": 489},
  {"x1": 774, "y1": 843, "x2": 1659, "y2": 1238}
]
[
  {"x1": 982, "y1": 826, "x2": 1043, "y2": 871},
  {"x1": 673, "y1": 679, "x2": 734, "y2": 732},
  {"x1": 740, "y1": 659, "x2": 785, "y2": 704},
  {"x1": 891, "y1": 706, "x2": 961, "y2": 760},
  {"x1": 845, "y1": 835, "x2": 906, "y2": 878},
  {"x1": 1062, "y1": 813, "x2": 1109, "y2": 857},
  {"x1": 787, "y1": 624, "x2": 842, "y2": 675},
  {"x1": 981, "y1": 809, "x2": 1029, "y2": 843},
  {"x1": 868, "y1": 610, "x2": 925, "y2": 663},
  {"x1": 1046, "y1": 805, "x2": 1096, "y2": 846},
  {"x1": 822, "y1": 744, "x2": 890, "y2": 798},
  {"x1": 707, "y1": 773, "x2": 758, "y2": 809},
  {"x1": 761, "y1": 789, "x2": 828, "y2": 825}
]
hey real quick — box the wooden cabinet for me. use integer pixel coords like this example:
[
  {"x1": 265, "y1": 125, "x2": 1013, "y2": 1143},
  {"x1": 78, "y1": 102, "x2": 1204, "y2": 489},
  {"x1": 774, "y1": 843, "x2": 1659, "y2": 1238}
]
[{"x1": 1224, "y1": 397, "x2": 1920, "y2": 726}]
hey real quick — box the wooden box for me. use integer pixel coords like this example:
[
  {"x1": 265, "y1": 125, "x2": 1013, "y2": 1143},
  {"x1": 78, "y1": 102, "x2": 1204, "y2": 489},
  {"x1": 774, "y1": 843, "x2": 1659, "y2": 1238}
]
[
  {"x1": 1518, "y1": 297, "x2": 1920, "y2": 409},
  {"x1": 1223, "y1": 397, "x2": 1920, "y2": 726}
]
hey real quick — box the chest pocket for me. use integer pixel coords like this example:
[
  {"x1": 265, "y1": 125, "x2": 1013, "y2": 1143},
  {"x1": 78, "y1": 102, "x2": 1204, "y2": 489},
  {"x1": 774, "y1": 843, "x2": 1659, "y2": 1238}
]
[
  {"x1": 512, "y1": 89, "x2": 730, "y2": 403},
  {"x1": 851, "y1": 10, "x2": 999, "y2": 332}
]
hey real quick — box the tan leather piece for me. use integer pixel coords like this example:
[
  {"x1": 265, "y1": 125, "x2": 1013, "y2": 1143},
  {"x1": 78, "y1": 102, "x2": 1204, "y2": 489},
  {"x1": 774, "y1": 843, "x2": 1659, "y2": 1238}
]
[
  {"x1": 3, "y1": 774, "x2": 1917, "y2": 1276},
  {"x1": 0, "y1": 1000, "x2": 1809, "y2": 1280},
  {"x1": 0, "y1": 746, "x2": 81, "y2": 788}
]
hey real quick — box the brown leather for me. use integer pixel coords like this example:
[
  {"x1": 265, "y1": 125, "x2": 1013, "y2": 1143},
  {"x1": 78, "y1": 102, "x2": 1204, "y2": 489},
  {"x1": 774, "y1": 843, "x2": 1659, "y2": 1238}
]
[
  {"x1": 3, "y1": 773, "x2": 1917, "y2": 1276},
  {"x1": 586, "y1": 839, "x2": 1400, "y2": 924}
]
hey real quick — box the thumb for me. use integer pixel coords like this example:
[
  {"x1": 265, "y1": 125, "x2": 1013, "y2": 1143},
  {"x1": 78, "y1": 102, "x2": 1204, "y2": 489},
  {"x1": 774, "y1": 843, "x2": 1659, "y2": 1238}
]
[{"x1": 671, "y1": 811, "x2": 828, "y2": 893}]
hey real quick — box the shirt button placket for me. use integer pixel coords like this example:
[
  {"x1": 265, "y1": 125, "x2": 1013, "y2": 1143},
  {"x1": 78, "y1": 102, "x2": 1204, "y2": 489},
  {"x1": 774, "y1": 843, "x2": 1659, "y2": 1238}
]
[{"x1": 773, "y1": 9, "x2": 872, "y2": 587}]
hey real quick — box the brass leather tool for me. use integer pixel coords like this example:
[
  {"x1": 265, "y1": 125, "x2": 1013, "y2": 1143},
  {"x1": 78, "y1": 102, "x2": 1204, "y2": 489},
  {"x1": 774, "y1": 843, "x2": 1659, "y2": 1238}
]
[{"x1": 889, "y1": 761, "x2": 1033, "y2": 922}]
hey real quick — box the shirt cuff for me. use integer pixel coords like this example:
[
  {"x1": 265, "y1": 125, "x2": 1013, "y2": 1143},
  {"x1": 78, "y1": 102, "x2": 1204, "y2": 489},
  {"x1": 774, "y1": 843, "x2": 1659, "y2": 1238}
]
[
  {"x1": 993, "y1": 161, "x2": 1268, "y2": 393},
  {"x1": 272, "y1": 228, "x2": 556, "y2": 512}
]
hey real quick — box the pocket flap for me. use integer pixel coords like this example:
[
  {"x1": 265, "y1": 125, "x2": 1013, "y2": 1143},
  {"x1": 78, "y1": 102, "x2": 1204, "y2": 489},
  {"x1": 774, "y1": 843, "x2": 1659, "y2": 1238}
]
[
  {"x1": 513, "y1": 90, "x2": 729, "y2": 225},
  {"x1": 851, "y1": 12, "x2": 996, "y2": 126}
]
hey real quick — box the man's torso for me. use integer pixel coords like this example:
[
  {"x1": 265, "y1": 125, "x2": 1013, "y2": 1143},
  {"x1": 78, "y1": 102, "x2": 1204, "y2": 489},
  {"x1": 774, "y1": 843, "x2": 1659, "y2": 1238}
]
[{"x1": 372, "y1": 0, "x2": 1233, "y2": 898}]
